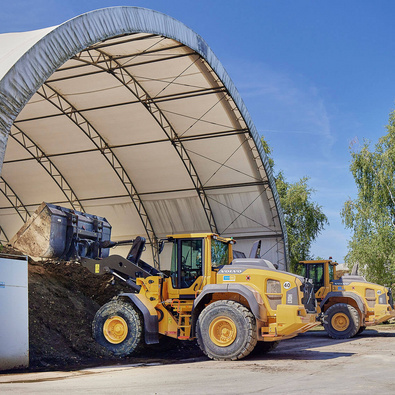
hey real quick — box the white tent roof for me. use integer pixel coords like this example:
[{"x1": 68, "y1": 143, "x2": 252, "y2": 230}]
[{"x1": 0, "y1": 7, "x2": 288, "y2": 269}]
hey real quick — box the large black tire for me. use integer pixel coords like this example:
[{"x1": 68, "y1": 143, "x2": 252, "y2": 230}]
[
  {"x1": 251, "y1": 340, "x2": 279, "y2": 356},
  {"x1": 323, "y1": 303, "x2": 360, "y2": 339},
  {"x1": 356, "y1": 325, "x2": 366, "y2": 335},
  {"x1": 196, "y1": 300, "x2": 257, "y2": 361},
  {"x1": 92, "y1": 299, "x2": 144, "y2": 357}
]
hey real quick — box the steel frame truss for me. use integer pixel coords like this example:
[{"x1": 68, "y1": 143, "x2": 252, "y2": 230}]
[
  {"x1": 0, "y1": 176, "x2": 30, "y2": 223},
  {"x1": 10, "y1": 124, "x2": 84, "y2": 212},
  {"x1": 48, "y1": 52, "x2": 194, "y2": 84},
  {"x1": 73, "y1": 45, "x2": 218, "y2": 235},
  {"x1": 195, "y1": 57, "x2": 281, "y2": 232},
  {"x1": 245, "y1": 133, "x2": 278, "y2": 218},
  {"x1": 58, "y1": 42, "x2": 186, "y2": 73},
  {"x1": 14, "y1": 86, "x2": 227, "y2": 125},
  {"x1": 0, "y1": 225, "x2": 8, "y2": 244},
  {"x1": 36, "y1": 83, "x2": 161, "y2": 267},
  {"x1": 4, "y1": 129, "x2": 249, "y2": 167}
]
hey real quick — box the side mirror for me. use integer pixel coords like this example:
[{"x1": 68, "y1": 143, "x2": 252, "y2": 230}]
[{"x1": 158, "y1": 240, "x2": 165, "y2": 254}]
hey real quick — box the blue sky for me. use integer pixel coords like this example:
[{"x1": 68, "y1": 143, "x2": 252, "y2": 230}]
[{"x1": 1, "y1": 1, "x2": 395, "y2": 262}]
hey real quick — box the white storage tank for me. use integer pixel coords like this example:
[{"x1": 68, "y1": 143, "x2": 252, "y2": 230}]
[{"x1": 0, "y1": 254, "x2": 29, "y2": 370}]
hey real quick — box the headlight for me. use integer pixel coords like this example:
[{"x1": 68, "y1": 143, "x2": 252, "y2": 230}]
[{"x1": 266, "y1": 279, "x2": 282, "y2": 310}]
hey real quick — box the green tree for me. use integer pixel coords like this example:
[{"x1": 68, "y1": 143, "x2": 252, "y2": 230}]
[
  {"x1": 341, "y1": 111, "x2": 395, "y2": 287},
  {"x1": 261, "y1": 138, "x2": 328, "y2": 272}
]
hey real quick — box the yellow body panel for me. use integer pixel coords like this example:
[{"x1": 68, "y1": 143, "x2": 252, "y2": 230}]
[
  {"x1": 216, "y1": 268, "x2": 318, "y2": 338},
  {"x1": 275, "y1": 304, "x2": 318, "y2": 337}
]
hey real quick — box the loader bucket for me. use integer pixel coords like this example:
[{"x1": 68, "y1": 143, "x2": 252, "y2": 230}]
[{"x1": 10, "y1": 202, "x2": 111, "y2": 260}]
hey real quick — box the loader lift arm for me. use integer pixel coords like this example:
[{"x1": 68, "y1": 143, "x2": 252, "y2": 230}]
[{"x1": 81, "y1": 236, "x2": 164, "y2": 291}]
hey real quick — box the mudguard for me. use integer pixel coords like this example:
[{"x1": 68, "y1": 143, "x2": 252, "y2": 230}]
[
  {"x1": 119, "y1": 293, "x2": 159, "y2": 344},
  {"x1": 320, "y1": 291, "x2": 365, "y2": 315},
  {"x1": 194, "y1": 284, "x2": 263, "y2": 319}
]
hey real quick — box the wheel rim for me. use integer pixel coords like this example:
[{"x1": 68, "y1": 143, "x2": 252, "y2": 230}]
[
  {"x1": 103, "y1": 316, "x2": 128, "y2": 344},
  {"x1": 331, "y1": 312, "x2": 350, "y2": 332},
  {"x1": 209, "y1": 316, "x2": 237, "y2": 347}
]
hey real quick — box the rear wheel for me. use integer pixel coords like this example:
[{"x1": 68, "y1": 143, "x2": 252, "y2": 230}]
[
  {"x1": 196, "y1": 300, "x2": 257, "y2": 361},
  {"x1": 323, "y1": 303, "x2": 360, "y2": 339},
  {"x1": 93, "y1": 299, "x2": 144, "y2": 356}
]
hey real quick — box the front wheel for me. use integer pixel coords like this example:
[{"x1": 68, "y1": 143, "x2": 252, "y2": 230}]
[
  {"x1": 356, "y1": 325, "x2": 366, "y2": 335},
  {"x1": 251, "y1": 341, "x2": 279, "y2": 355},
  {"x1": 92, "y1": 299, "x2": 144, "y2": 356},
  {"x1": 323, "y1": 303, "x2": 360, "y2": 339},
  {"x1": 196, "y1": 300, "x2": 257, "y2": 361}
]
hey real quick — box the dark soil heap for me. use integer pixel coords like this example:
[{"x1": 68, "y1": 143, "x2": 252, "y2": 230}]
[{"x1": 18, "y1": 252, "x2": 202, "y2": 370}]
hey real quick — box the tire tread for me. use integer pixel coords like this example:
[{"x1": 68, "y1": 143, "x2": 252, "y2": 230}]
[
  {"x1": 196, "y1": 300, "x2": 257, "y2": 361},
  {"x1": 323, "y1": 302, "x2": 360, "y2": 339}
]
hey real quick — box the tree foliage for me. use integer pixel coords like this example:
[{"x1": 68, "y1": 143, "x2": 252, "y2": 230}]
[
  {"x1": 341, "y1": 111, "x2": 395, "y2": 286},
  {"x1": 261, "y1": 138, "x2": 328, "y2": 272}
]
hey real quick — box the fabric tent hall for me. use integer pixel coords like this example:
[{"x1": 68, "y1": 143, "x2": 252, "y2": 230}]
[{"x1": 0, "y1": 6, "x2": 288, "y2": 269}]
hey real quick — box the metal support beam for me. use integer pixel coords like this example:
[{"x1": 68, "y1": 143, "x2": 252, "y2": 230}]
[
  {"x1": 57, "y1": 42, "x2": 185, "y2": 73},
  {"x1": 10, "y1": 125, "x2": 85, "y2": 212},
  {"x1": 4, "y1": 128, "x2": 249, "y2": 166},
  {"x1": 76, "y1": 33, "x2": 158, "y2": 51},
  {"x1": 49, "y1": 52, "x2": 193, "y2": 84},
  {"x1": 74, "y1": 45, "x2": 218, "y2": 235},
  {"x1": 193, "y1": 58, "x2": 284, "y2": 239},
  {"x1": 0, "y1": 179, "x2": 270, "y2": 212},
  {"x1": 14, "y1": 86, "x2": 227, "y2": 125},
  {"x1": 0, "y1": 225, "x2": 9, "y2": 245},
  {"x1": 36, "y1": 83, "x2": 161, "y2": 268},
  {"x1": 0, "y1": 176, "x2": 30, "y2": 223}
]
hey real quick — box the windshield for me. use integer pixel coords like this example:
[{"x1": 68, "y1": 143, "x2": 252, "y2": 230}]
[{"x1": 211, "y1": 238, "x2": 229, "y2": 268}]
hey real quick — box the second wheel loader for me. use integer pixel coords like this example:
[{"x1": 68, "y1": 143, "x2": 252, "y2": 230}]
[{"x1": 300, "y1": 259, "x2": 395, "y2": 339}]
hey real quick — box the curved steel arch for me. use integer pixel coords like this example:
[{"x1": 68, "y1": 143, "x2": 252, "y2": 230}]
[
  {"x1": 10, "y1": 124, "x2": 85, "y2": 212},
  {"x1": 72, "y1": 45, "x2": 218, "y2": 233},
  {"x1": 36, "y1": 83, "x2": 161, "y2": 267},
  {"x1": 0, "y1": 6, "x2": 288, "y2": 268},
  {"x1": 0, "y1": 176, "x2": 30, "y2": 222}
]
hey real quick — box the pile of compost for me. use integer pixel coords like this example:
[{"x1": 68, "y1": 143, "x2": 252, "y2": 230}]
[{"x1": 6, "y1": 248, "x2": 202, "y2": 371}]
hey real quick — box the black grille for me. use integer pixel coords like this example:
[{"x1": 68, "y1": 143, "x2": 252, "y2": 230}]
[
  {"x1": 388, "y1": 289, "x2": 394, "y2": 308},
  {"x1": 301, "y1": 279, "x2": 317, "y2": 313}
]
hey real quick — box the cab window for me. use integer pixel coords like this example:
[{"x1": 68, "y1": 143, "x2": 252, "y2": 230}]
[
  {"x1": 211, "y1": 238, "x2": 229, "y2": 268},
  {"x1": 170, "y1": 239, "x2": 203, "y2": 289},
  {"x1": 307, "y1": 264, "x2": 324, "y2": 293}
]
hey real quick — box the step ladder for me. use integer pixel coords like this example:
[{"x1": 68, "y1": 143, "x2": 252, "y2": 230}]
[{"x1": 171, "y1": 299, "x2": 192, "y2": 339}]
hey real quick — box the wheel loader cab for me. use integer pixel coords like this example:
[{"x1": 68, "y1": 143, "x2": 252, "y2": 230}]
[
  {"x1": 170, "y1": 237, "x2": 203, "y2": 289},
  {"x1": 301, "y1": 260, "x2": 335, "y2": 300},
  {"x1": 167, "y1": 233, "x2": 233, "y2": 298}
]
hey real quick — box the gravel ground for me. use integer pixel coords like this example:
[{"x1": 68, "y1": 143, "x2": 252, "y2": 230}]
[{"x1": 1, "y1": 327, "x2": 395, "y2": 394}]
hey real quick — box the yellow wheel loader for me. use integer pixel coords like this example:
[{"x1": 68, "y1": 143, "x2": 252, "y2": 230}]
[
  {"x1": 88, "y1": 233, "x2": 319, "y2": 361},
  {"x1": 300, "y1": 259, "x2": 395, "y2": 339},
  {"x1": 11, "y1": 203, "x2": 319, "y2": 361}
]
